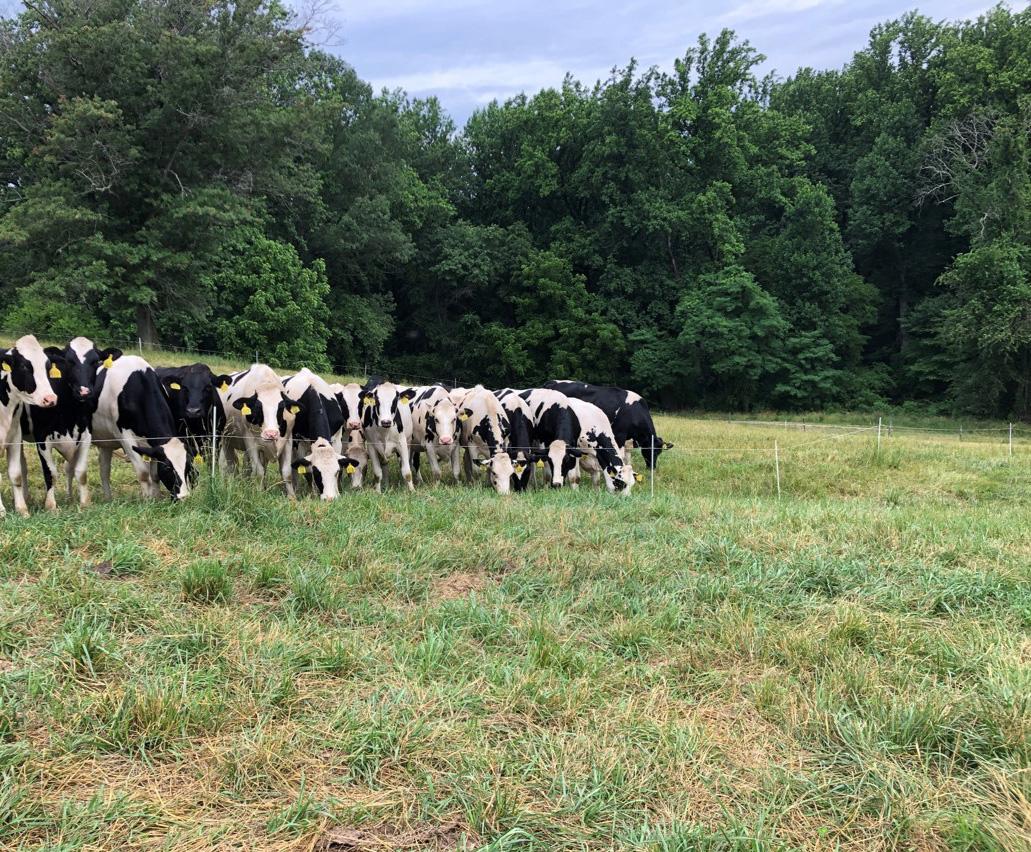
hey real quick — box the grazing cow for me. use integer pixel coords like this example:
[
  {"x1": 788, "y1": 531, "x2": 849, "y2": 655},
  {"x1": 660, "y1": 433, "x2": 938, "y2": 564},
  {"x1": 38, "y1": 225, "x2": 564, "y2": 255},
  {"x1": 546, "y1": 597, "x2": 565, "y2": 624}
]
[
  {"x1": 342, "y1": 428, "x2": 368, "y2": 489},
  {"x1": 564, "y1": 397, "x2": 637, "y2": 493},
  {"x1": 92, "y1": 355, "x2": 192, "y2": 500},
  {"x1": 410, "y1": 384, "x2": 461, "y2": 484},
  {"x1": 493, "y1": 389, "x2": 535, "y2": 491},
  {"x1": 543, "y1": 380, "x2": 672, "y2": 469},
  {"x1": 514, "y1": 388, "x2": 584, "y2": 488},
  {"x1": 330, "y1": 382, "x2": 364, "y2": 433},
  {"x1": 282, "y1": 369, "x2": 347, "y2": 499},
  {"x1": 457, "y1": 385, "x2": 515, "y2": 494},
  {"x1": 1, "y1": 335, "x2": 60, "y2": 516},
  {"x1": 218, "y1": 364, "x2": 303, "y2": 496},
  {"x1": 25, "y1": 338, "x2": 121, "y2": 510},
  {"x1": 291, "y1": 438, "x2": 361, "y2": 502},
  {"x1": 155, "y1": 363, "x2": 226, "y2": 474},
  {"x1": 359, "y1": 380, "x2": 417, "y2": 492}
]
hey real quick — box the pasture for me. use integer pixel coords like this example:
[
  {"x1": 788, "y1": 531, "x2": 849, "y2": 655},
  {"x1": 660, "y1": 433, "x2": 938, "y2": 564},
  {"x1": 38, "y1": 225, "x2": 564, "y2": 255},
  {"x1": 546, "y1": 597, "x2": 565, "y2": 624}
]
[{"x1": 0, "y1": 351, "x2": 1028, "y2": 850}]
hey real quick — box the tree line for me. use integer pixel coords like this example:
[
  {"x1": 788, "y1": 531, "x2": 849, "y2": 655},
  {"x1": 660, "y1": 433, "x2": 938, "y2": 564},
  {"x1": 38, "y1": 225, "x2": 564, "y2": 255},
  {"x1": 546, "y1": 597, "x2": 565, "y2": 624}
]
[{"x1": 1, "y1": 1, "x2": 1028, "y2": 417}]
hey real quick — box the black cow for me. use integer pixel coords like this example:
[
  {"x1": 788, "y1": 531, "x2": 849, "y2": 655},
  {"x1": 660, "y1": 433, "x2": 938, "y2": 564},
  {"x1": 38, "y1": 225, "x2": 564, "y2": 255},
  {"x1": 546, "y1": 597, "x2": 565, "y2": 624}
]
[
  {"x1": 515, "y1": 388, "x2": 584, "y2": 487},
  {"x1": 543, "y1": 380, "x2": 672, "y2": 469},
  {"x1": 156, "y1": 363, "x2": 226, "y2": 477}
]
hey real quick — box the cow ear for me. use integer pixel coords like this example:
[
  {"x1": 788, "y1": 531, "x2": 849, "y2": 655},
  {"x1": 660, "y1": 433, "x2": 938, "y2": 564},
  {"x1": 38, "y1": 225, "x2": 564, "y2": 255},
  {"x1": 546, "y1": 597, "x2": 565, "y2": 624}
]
[
  {"x1": 339, "y1": 456, "x2": 359, "y2": 474},
  {"x1": 162, "y1": 374, "x2": 182, "y2": 391},
  {"x1": 133, "y1": 445, "x2": 161, "y2": 459},
  {"x1": 44, "y1": 346, "x2": 64, "y2": 361},
  {"x1": 213, "y1": 374, "x2": 232, "y2": 392},
  {"x1": 232, "y1": 397, "x2": 252, "y2": 412},
  {"x1": 399, "y1": 388, "x2": 417, "y2": 404},
  {"x1": 284, "y1": 396, "x2": 303, "y2": 416},
  {"x1": 474, "y1": 457, "x2": 491, "y2": 468},
  {"x1": 98, "y1": 348, "x2": 122, "y2": 368},
  {"x1": 292, "y1": 458, "x2": 311, "y2": 473},
  {"x1": 568, "y1": 448, "x2": 584, "y2": 458},
  {"x1": 662, "y1": 441, "x2": 674, "y2": 450}
]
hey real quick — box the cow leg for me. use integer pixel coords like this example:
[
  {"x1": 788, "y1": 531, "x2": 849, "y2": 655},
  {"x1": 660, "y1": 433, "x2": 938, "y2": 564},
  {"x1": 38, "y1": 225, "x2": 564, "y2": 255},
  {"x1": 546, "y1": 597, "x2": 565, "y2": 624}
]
[
  {"x1": 425, "y1": 444, "x2": 442, "y2": 485},
  {"x1": 73, "y1": 436, "x2": 91, "y2": 507},
  {"x1": 350, "y1": 465, "x2": 364, "y2": 490},
  {"x1": 8, "y1": 445, "x2": 30, "y2": 517},
  {"x1": 369, "y1": 447, "x2": 384, "y2": 493},
  {"x1": 567, "y1": 459, "x2": 580, "y2": 489},
  {"x1": 462, "y1": 447, "x2": 474, "y2": 483},
  {"x1": 130, "y1": 451, "x2": 156, "y2": 499},
  {"x1": 398, "y1": 438, "x2": 414, "y2": 491},
  {"x1": 449, "y1": 446, "x2": 461, "y2": 483},
  {"x1": 98, "y1": 446, "x2": 113, "y2": 500},
  {"x1": 37, "y1": 443, "x2": 59, "y2": 511},
  {"x1": 279, "y1": 447, "x2": 296, "y2": 499}
]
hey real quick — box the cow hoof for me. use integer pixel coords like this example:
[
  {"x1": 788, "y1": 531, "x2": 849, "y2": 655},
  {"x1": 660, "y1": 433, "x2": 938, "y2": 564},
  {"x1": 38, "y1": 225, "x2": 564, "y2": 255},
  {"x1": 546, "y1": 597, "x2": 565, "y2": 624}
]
[
  {"x1": 45, "y1": 499, "x2": 58, "y2": 512},
  {"x1": 16, "y1": 507, "x2": 30, "y2": 518}
]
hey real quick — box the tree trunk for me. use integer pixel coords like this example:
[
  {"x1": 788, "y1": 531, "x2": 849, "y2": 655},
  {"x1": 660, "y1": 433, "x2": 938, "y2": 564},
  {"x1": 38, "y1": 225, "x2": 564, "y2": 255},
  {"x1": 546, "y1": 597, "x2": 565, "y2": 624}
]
[{"x1": 135, "y1": 304, "x2": 159, "y2": 347}]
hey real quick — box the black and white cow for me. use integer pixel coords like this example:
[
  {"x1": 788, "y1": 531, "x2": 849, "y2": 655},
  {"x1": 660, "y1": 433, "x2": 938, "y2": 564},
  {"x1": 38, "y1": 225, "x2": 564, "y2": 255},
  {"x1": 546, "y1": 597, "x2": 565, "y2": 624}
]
[
  {"x1": 92, "y1": 355, "x2": 192, "y2": 500},
  {"x1": 342, "y1": 428, "x2": 368, "y2": 489},
  {"x1": 564, "y1": 397, "x2": 637, "y2": 493},
  {"x1": 543, "y1": 380, "x2": 672, "y2": 469},
  {"x1": 454, "y1": 385, "x2": 515, "y2": 494},
  {"x1": 155, "y1": 363, "x2": 226, "y2": 476},
  {"x1": 493, "y1": 389, "x2": 535, "y2": 491},
  {"x1": 24, "y1": 338, "x2": 121, "y2": 510},
  {"x1": 330, "y1": 382, "x2": 364, "y2": 434},
  {"x1": 359, "y1": 380, "x2": 417, "y2": 492},
  {"x1": 1, "y1": 335, "x2": 59, "y2": 516},
  {"x1": 514, "y1": 388, "x2": 584, "y2": 488},
  {"x1": 410, "y1": 384, "x2": 461, "y2": 484},
  {"x1": 218, "y1": 364, "x2": 303, "y2": 496},
  {"x1": 282, "y1": 368, "x2": 346, "y2": 499},
  {"x1": 290, "y1": 438, "x2": 361, "y2": 502}
]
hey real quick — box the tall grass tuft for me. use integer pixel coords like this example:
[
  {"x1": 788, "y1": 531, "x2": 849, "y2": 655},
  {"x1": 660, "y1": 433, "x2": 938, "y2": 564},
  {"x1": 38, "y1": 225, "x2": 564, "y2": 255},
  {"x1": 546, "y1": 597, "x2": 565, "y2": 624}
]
[{"x1": 180, "y1": 559, "x2": 233, "y2": 604}]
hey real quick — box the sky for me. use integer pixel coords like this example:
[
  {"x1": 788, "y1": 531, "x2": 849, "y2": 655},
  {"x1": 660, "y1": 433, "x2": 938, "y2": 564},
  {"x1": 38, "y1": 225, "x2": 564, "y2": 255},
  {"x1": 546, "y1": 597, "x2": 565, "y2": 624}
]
[{"x1": 322, "y1": 0, "x2": 1027, "y2": 124}]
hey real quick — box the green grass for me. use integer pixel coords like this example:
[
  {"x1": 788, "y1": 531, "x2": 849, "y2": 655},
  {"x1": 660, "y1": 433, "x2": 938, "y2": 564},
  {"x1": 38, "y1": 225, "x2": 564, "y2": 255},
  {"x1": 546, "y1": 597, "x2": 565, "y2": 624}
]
[{"x1": 0, "y1": 405, "x2": 1029, "y2": 850}]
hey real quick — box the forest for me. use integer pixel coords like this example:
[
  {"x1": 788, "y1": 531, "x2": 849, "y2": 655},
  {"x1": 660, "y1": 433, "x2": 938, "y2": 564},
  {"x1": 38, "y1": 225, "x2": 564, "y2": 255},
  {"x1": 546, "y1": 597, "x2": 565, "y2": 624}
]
[{"x1": 0, "y1": 1, "x2": 1028, "y2": 417}]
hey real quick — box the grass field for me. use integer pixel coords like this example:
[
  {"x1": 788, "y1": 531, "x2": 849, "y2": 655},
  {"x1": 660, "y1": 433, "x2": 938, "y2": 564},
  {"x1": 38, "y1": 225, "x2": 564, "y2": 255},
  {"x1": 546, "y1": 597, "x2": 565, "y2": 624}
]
[{"x1": 0, "y1": 345, "x2": 1029, "y2": 850}]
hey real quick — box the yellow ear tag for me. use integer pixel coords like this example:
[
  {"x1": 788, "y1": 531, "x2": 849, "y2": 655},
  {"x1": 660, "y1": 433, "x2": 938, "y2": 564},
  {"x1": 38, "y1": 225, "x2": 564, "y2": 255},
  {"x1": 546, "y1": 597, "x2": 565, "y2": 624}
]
[
  {"x1": 240, "y1": 403, "x2": 251, "y2": 416},
  {"x1": 345, "y1": 463, "x2": 356, "y2": 474},
  {"x1": 515, "y1": 464, "x2": 525, "y2": 474},
  {"x1": 290, "y1": 405, "x2": 300, "y2": 414},
  {"x1": 194, "y1": 454, "x2": 204, "y2": 465},
  {"x1": 49, "y1": 364, "x2": 62, "y2": 379},
  {"x1": 297, "y1": 465, "x2": 307, "y2": 474},
  {"x1": 219, "y1": 381, "x2": 229, "y2": 392},
  {"x1": 400, "y1": 397, "x2": 410, "y2": 406},
  {"x1": 2, "y1": 363, "x2": 11, "y2": 373},
  {"x1": 459, "y1": 412, "x2": 469, "y2": 421},
  {"x1": 169, "y1": 382, "x2": 181, "y2": 390},
  {"x1": 635, "y1": 473, "x2": 643, "y2": 483},
  {"x1": 363, "y1": 395, "x2": 374, "y2": 405},
  {"x1": 536, "y1": 459, "x2": 545, "y2": 468},
  {"x1": 102, "y1": 355, "x2": 114, "y2": 369}
]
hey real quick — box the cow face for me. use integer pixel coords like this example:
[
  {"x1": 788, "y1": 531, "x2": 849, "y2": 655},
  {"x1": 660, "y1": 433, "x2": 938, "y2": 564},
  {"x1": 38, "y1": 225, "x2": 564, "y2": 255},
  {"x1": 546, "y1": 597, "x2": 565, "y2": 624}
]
[
  {"x1": 292, "y1": 438, "x2": 361, "y2": 501},
  {"x1": 535, "y1": 440, "x2": 582, "y2": 487},
  {"x1": 641, "y1": 435, "x2": 674, "y2": 469},
  {"x1": 475, "y1": 453, "x2": 515, "y2": 495},
  {"x1": 602, "y1": 458, "x2": 636, "y2": 494},
  {"x1": 53, "y1": 337, "x2": 120, "y2": 404},
  {"x1": 233, "y1": 384, "x2": 299, "y2": 441},
  {"x1": 428, "y1": 397, "x2": 459, "y2": 446},
  {"x1": 361, "y1": 383, "x2": 416, "y2": 430},
  {"x1": 332, "y1": 383, "x2": 364, "y2": 431},
  {"x1": 2, "y1": 335, "x2": 58, "y2": 407},
  {"x1": 161, "y1": 365, "x2": 217, "y2": 424},
  {"x1": 133, "y1": 440, "x2": 192, "y2": 500}
]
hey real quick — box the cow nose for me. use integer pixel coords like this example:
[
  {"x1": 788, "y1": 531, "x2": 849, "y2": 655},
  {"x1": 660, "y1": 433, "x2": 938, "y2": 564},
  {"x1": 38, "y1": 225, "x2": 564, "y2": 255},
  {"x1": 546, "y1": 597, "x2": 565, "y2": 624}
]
[
  {"x1": 439, "y1": 435, "x2": 453, "y2": 445},
  {"x1": 186, "y1": 407, "x2": 202, "y2": 417},
  {"x1": 79, "y1": 386, "x2": 91, "y2": 397},
  {"x1": 379, "y1": 419, "x2": 392, "y2": 428},
  {"x1": 550, "y1": 481, "x2": 562, "y2": 488},
  {"x1": 40, "y1": 394, "x2": 57, "y2": 408},
  {"x1": 262, "y1": 429, "x2": 280, "y2": 441},
  {"x1": 347, "y1": 419, "x2": 361, "y2": 430}
]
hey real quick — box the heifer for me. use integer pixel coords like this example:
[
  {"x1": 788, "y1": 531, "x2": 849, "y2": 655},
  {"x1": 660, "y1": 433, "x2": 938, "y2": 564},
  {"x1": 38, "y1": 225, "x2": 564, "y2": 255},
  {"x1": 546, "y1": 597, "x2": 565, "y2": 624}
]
[
  {"x1": 342, "y1": 428, "x2": 369, "y2": 489},
  {"x1": 330, "y1": 382, "x2": 364, "y2": 433},
  {"x1": 155, "y1": 363, "x2": 226, "y2": 473},
  {"x1": 410, "y1": 384, "x2": 461, "y2": 484},
  {"x1": 493, "y1": 389, "x2": 535, "y2": 491},
  {"x1": 1, "y1": 335, "x2": 59, "y2": 516},
  {"x1": 25, "y1": 338, "x2": 120, "y2": 510},
  {"x1": 564, "y1": 397, "x2": 637, "y2": 494},
  {"x1": 282, "y1": 369, "x2": 347, "y2": 499},
  {"x1": 543, "y1": 380, "x2": 672, "y2": 469},
  {"x1": 92, "y1": 355, "x2": 192, "y2": 500},
  {"x1": 515, "y1": 388, "x2": 583, "y2": 488},
  {"x1": 359, "y1": 380, "x2": 417, "y2": 492},
  {"x1": 291, "y1": 438, "x2": 361, "y2": 502},
  {"x1": 457, "y1": 385, "x2": 515, "y2": 494},
  {"x1": 218, "y1": 364, "x2": 303, "y2": 496}
]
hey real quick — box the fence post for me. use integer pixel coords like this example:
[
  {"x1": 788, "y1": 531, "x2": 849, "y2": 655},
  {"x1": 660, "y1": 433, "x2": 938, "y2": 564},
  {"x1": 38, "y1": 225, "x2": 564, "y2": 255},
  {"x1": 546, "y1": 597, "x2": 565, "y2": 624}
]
[
  {"x1": 774, "y1": 440, "x2": 781, "y2": 500},
  {"x1": 1009, "y1": 423, "x2": 1013, "y2": 459},
  {"x1": 650, "y1": 434, "x2": 655, "y2": 498},
  {"x1": 211, "y1": 405, "x2": 218, "y2": 482},
  {"x1": 137, "y1": 337, "x2": 143, "y2": 355},
  {"x1": 877, "y1": 416, "x2": 882, "y2": 454}
]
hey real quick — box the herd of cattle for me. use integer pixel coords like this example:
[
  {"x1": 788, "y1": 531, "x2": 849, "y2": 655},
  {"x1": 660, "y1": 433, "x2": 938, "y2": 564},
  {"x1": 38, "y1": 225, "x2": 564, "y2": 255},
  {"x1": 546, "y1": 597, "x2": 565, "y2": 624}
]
[{"x1": 0, "y1": 335, "x2": 673, "y2": 515}]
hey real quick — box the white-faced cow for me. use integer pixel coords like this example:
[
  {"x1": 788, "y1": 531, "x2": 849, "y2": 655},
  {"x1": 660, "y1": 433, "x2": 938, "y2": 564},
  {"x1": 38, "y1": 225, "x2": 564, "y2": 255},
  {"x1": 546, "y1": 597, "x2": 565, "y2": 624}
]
[
  {"x1": 544, "y1": 380, "x2": 672, "y2": 469},
  {"x1": 92, "y1": 355, "x2": 192, "y2": 501},
  {"x1": 290, "y1": 438, "x2": 361, "y2": 502},
  {"x1": 1, "y1": 335, "x2": 60, "y2": 516},
  {"x1": 564, "y1": 397, "x2": 637, "y2": 494},
  {"x1": 330, "y1": 382, "x2": 364, "y2": 434},
  {"x1": 282, "y1": 369, "x2": 347, "y2": 499},
  {"x1": 218, "y1": 364, "x2": 302, "y2": 496},
  {"x1": 155, "y1": 363, "x2": 226, "y2": 476},
  {"x1": 410, "y1": 384, "x2": 462, "y2": 485},
  {"x1": 359, "y1": 380, "x2": 417, "y2": 492},
  {"x1": 457, "y1": 385, "x2": 515, "y2": 494},
  {"x1": 514, "y1": 388, "x2": 584, "y2": 488},
  {"x1": 24, "y1": 338, "x2": 121, "y2": 510}
]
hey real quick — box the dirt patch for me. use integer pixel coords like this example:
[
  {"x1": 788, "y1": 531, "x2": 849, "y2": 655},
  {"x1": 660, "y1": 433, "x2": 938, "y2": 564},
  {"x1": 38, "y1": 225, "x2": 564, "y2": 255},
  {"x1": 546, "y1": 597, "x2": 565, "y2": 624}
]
[
  {"x1": 322, "y1": 820, "x2": 478, "y2": 850},
  {"x1": 87, "y1": 560, "x2": 114, "y2": 577},
  {"x1": 429, "y1": 572, "x2": 487, "y2": 603}
]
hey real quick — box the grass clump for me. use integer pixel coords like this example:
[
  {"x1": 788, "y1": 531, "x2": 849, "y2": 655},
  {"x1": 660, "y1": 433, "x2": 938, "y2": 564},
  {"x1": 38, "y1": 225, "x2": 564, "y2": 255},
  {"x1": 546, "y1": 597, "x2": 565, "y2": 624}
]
[{"x1": 179, "y1": 559, "x2": 233, "y2": 604}]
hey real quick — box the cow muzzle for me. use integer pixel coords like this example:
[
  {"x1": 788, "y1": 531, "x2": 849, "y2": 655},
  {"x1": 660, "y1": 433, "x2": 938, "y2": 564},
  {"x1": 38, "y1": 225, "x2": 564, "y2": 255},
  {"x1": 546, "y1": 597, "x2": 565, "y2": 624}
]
[
  {"x1": 347, "y1": 419, "x2": 362, "y2": 430},
  {"x1": 261, "y1": 428, "x2": 280, "y2": 441},
  {"x1": 379, "y1": 419, "x2": 392, "y2": 429},
  {"x1": 37, "y1": 393, "x2": 57, "y2": 408},
  {"x1": 439, "y1": 435, "x2": 453, "y2": 445},
  {"x1": 186, "y1": 406, "x2": 203, "y2": 418},
  {"x1": 78, "y1": 386, "x2": 91, "y2": 398}
]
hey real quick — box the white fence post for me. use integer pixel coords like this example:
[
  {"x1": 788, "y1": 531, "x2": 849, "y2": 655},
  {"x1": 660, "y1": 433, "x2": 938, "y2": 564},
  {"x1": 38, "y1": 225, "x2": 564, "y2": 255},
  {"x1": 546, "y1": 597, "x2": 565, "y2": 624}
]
[
  {"x1": 650, "y1": 434, "x2": 655, "y2": 498},
  {"x1": 774, "y1": 440, "x2": 781, "y2": 500},
  {"x1": 1009, "y1": 423, "x2": 1013, "y2": 459},
  {"x1": 877, "y1": 416, "x2": 882, "y2": 454}
]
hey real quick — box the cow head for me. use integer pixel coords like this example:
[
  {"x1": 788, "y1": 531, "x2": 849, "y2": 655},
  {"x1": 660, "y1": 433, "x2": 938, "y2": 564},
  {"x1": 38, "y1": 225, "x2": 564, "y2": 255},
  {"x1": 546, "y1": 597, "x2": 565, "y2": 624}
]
[
  {"x1": 332, "y1": 382, "x2": 364, "y2": 431},
  {"x1": 160, "y1": 364, "x2": 218, "y2": 425},
  {"x1": 133, "y1": 439, "x2": 191, "y2": 500},
  {"x1": 641, "y1": 435, "x2": 674, "y2": 470},
  {"x1": 533, "y1": 440, "x2": 583, "y2": 487},
  {"x1": 292, "y1": 438, "x2": 361, "y2": 501},
  {"x1": 233, "y1": 382, "x2": 302, "y2": 442},
  {"x1": 474, "y1": 452, "x2": 516, "y2": 495},
  {"x1": 361, "y1": 382, "x2": 416, "y2": 430},
  {"x1": 602, "y1": 457, "x2": 636, "y2": 494},
  {"x1": 427, "y1": 396, "x2": 460, "y2": 446},
  {"x1": 2, "y1": 335, "x2": 58, "y2": 408},
  {"x1": 45, "y1": 337, "x2": 121, "y2": 405}
]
